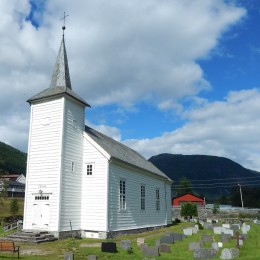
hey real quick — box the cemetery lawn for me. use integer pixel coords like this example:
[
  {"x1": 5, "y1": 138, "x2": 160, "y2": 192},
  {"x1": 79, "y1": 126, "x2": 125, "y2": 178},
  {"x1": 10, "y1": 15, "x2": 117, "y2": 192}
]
[{"x1": 0, "y1": 222, "x2": 259, "y2": 259}]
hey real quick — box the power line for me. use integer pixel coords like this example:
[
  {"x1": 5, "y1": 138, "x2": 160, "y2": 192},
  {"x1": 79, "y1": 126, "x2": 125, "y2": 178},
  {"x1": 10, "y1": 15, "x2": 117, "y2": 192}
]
[
  {"x1": 172, "y1": 179, "x2": 260, "y2": 187},
  {"x1": 181, "y1": 175, "x2": 260, "y2": 182}
]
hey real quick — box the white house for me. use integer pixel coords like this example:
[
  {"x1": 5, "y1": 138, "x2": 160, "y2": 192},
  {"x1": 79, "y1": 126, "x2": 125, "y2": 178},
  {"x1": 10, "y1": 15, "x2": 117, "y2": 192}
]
[{"x1": 23, "y1": 30, "x2": 172, "y2": 239}]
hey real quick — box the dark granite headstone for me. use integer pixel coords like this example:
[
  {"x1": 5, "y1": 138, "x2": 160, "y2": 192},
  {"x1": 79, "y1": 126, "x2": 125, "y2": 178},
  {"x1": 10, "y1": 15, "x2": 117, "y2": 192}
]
[
  {"x1": 160, "y1": 235, "x2": 174, "y2": 244},
  {"x1": 194, "y1": 248, "x2": 217, "y2": 259},
  {"x1": 101, "y1": 242, "x2": 117, "y2": 253},
  {"x1": 142, "y1": 246, "x2": 160, "y2": 257},
  {"x1": 159, "y1": 244, "x2": 171, "y2": 253},
  {"x1": 120, "y1": 240, "x2": 131, "y2": 250},
  {"x1": 171, "y1": 233, "x2": 184, "y2": 241},
  {"x1": 64, "y1": 252, "x2": 74, "y2": 260}
]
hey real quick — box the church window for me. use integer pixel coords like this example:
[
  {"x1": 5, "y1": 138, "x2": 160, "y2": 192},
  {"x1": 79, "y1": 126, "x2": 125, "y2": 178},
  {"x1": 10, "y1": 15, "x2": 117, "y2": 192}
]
[
  {"x1": 120, "y1": 180, "x2": 126, "y2": 210},
  {"x1": 71, "y1": 161, "x2": 75, "y2": 172},
  {"x1": 86, "y1": 163, "x2": 94, "y2": 175},
  {"x1": 156, "y1": 188, "x2": 160, "y2": 211},
  {"x1": 141, "y1": 185, "x2": 145, "y2": 210}
]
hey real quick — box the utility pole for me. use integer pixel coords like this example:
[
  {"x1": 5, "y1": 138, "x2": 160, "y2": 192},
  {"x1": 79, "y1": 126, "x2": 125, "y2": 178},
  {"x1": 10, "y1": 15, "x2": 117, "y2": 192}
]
[{"x1": 238, "y1": 184, "x2": 244, "y2": 209}]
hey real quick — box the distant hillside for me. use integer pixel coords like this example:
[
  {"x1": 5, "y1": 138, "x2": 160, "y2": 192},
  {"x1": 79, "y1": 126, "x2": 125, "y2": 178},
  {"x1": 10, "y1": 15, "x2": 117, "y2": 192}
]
[
  {"x1": 149, "y1": 153, "x2": 260, "y2": 201},
  {"x1": 0, "y1": 141, "x2": 27, "y2": 175}
]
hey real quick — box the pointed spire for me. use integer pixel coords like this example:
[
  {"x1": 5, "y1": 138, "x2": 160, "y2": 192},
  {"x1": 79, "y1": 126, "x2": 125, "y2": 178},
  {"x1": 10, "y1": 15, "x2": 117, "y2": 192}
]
[{"x1": 49, "y1": 34, "x2": 72, "y2": 89}]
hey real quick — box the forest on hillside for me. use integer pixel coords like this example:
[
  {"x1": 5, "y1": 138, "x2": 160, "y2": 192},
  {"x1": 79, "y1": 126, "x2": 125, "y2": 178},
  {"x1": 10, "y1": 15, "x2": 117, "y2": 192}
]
[{"x1": 0, "y1": 141, "x2": 27, "y2": 175}]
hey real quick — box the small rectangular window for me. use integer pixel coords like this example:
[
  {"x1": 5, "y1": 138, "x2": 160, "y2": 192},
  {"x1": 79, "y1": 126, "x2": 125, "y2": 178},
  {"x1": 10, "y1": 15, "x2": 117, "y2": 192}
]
[
  {"x1": 141, "y1": 185, "x2": 145, "y2": 210},
  {"x1": 120, "y1": 180, "x2": 126, "y2": 210},
  {"x1": 71, "y1": 161, "x2": 75, "y2": 172},
  {"x1": 156, "y1": 188, "x2": 160, "y2": 211},
  {"x1": 86, "y1": 163, "x2": 94, "y2": 175}
]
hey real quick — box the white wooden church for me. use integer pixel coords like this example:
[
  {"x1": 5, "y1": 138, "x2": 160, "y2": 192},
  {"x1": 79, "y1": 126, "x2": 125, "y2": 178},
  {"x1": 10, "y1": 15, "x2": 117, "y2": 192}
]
[{"x1": 23, "y1": 29, "x2": 172, "y2": 239}]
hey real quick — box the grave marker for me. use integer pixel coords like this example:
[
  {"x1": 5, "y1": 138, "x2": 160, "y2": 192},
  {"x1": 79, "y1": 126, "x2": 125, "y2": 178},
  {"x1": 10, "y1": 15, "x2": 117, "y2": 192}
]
[
  {"x1": 159, "y1": 244, "x2": 171, "y2": 253},
  {"x1": 194, "y1": 248, "x2": 217, "y2": 259},
  {"x1": 64, "y1": 252, "x2": 74, "y2": 260},
  {"x1": 101, "y1": 242, "x2": 117, "y2": 253},
  {"x1": 120, "y1": 240, "x2": 131, "y2": 250},
  {"x1": 142, "y1": 246, "x2": 160, "y2": 257}
]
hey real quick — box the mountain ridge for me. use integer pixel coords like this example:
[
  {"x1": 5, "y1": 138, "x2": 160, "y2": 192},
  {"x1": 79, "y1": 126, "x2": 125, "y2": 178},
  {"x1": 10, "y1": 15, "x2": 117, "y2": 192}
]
[{"x1": 148, "y1": 153, "x2": 260, "y2": 200}]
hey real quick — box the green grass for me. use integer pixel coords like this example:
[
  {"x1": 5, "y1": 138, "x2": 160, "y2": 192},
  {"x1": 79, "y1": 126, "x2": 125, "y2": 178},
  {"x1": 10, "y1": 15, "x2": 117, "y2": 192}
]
[
  {"x1": 0, "y1": 222, "x2": 259, "y2": 259},
  {"x1": 0, "y1": 198, "x2": 24, "y2": 218}
]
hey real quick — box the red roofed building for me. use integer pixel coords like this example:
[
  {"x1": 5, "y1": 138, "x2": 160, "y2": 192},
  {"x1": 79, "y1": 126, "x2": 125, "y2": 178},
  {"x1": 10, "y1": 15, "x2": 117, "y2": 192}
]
[{"x1": 172, "y1": 193, "x2": 205, "y2": 207}]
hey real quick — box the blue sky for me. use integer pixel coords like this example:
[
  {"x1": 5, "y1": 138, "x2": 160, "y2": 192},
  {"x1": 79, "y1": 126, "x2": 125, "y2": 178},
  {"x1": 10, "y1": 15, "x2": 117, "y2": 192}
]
[{"x1": 1, "y1": 0, "x2": 260, "y2": 171}]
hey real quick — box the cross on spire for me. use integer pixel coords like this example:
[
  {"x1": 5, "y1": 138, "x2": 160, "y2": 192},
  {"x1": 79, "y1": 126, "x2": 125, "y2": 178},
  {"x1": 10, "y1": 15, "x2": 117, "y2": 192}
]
[{"x1": 60, "y1": 12, "x2": 69, "y2": 35}]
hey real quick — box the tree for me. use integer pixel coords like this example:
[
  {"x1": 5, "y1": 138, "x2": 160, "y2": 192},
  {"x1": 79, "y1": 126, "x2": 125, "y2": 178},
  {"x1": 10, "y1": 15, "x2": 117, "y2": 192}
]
[
  {"x1": 180, "y1": 203, "x2": 198, "y2": 219},
  {"x1": 212, "y1": 203, "x2": 219, "y2": 215},
  {"x1": 176, "y1": 177, "x2": 193, "y2": 196},
  {"x1": 10, "y1": 198, "x2": 19, "y2": 216}
]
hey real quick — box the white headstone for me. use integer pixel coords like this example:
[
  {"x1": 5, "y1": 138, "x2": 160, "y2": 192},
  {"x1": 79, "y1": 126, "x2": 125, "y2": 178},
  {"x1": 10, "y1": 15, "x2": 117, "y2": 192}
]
[{"x1": 183, "y1": 228, "x2": 193, "y2": 236}]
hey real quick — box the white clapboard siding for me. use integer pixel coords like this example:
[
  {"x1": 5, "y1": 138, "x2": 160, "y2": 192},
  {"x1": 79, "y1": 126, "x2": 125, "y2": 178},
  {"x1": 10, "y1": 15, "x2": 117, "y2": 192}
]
[
  {"x1": 24, "y1": 99, "x2": 64, "y2": 231},
  {"x1": 108, "y1": 161, "x2": 171, "y2": 231},
  {"x1": 81, "y1": 136, "x2": 109, "y2": 231},
  {"x1": 59, "y1": 98, "x2": 85, "y2": 231}
]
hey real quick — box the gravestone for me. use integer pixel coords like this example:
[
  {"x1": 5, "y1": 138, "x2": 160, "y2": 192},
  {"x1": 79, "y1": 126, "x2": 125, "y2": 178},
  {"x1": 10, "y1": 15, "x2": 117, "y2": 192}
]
[
  {"x1": 222, "y1": 224, "x2": 230, "y2": 229},
  {"x1": 211, "y1": 242, "x2": 219, "y2": 252},
  {"x1": 221, "y1": 234, "x2": 232, "y2": 243},
  {"x1": 201, "y1": 234, "x2": 213, "y2": 243},
  {"x1": 120, "y1": 240, "x2": 131, "y2": 250},
  {"x1": 64, "y1": 252, "x2": 74, "y2": 260},
  {"x1": 160, "y1": 235, "x2": 174, "y2": 244},
  {"x1": 140, "y1": 243, "x2": 148, "y2": 252},
  {"x1": 220, "y1": 248, "x2": 239, "y2": 259},
  {"x1": 189, "y1": 242, "x2": 201, "y2": 251},
  {"x1": 241, "y1": 223, "x2": 250, "y2": 234},
  {"x1": 159, "y1": 244, "x2": 171, "y2": 253},
  {"x1": 101, "y1": 242, "x2": 117, "y2": 253},
  {"x1": 223, "y1": 228, "x2": 234, "y2": 236},
  {"x1": 192, "y1": 227, "x2": 198, "y2": 234},
  {"x1": 183, "y1": 228, "x2": 193, "y2": 236},
  {"x1": 88, "y1": 256, "x2": 98, "y2": 260},
  {"x1": 213, "y1": 226, "x2": 222, "y2": 234},
  {"x1": 204, "y1": 223, "x2": 213, "y2": 230},
  {"x1": 218, "y1": 242, "x2": 223, "y2": 248},
  {"x1": 231, "y1": 224, "x2": 240, "y2": 232},
  {"x1": 171, "y1": 233, "x2": 185, "y2": 241},
  {"x1": 194, "y1": 248, "x2": 217, "y2": 259},
  {"x1": 142, "y1": 246, "x2": 160, "y2": 257},
  {"x1": 254, "y1": 219, "x2": 260, "y2": 225},
  {"x1": 137, "y1": 238, "x2": 145, "y2": 246}
]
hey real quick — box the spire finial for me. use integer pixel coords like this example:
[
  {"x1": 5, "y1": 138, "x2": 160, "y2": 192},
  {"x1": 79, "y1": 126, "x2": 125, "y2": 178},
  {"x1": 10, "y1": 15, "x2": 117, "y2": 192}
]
[{"x1": 60, "y1": 12, "x2": 69, "y2": 35}]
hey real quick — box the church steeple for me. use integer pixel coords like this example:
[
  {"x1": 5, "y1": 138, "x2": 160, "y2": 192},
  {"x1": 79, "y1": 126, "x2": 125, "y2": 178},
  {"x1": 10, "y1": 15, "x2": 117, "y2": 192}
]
[
  {"x1": 49, "y1": 35, "x2": 71, "y2": 89},
  {"x1": 27, "y1": 25, "x2": 90, "y2": 107}
]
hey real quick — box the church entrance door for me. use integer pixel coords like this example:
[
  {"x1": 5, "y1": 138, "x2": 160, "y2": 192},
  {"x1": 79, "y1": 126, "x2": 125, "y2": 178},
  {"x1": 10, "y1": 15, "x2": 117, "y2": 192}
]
[{"x1": 32, "y1": 202, "x2": 50, "y2": 229}]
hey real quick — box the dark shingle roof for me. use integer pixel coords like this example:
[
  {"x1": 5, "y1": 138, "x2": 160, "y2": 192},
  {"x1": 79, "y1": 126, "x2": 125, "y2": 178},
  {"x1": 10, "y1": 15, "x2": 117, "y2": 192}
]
[
  {"x1": 27, "y1": 35, "x2": 90, "y2": 107},
  {"x1": 85, "y1": 126, "x2": 172, "y2": 182}
]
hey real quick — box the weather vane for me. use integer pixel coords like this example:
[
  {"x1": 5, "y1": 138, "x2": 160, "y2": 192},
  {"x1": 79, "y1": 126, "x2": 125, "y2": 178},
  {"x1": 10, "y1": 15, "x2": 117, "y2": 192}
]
[{"x1": 60, "y1": 12, "x2": 69, "y2": 35}]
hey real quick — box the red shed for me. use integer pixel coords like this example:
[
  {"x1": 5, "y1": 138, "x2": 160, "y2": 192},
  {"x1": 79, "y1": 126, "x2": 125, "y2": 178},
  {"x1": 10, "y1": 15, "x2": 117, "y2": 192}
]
[{"x1": 172, "y1": 193, "x2": 205, "y2": 207}]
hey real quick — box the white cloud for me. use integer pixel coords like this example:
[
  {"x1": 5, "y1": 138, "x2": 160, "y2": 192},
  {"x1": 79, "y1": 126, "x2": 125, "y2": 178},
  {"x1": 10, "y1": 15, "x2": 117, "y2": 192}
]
[
  {"x1": 0, "y1": 0, "x2": 249, "y2": 170},
  {"x1": 124, "y1": 89, "x2": 260, "y2": 171}
]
